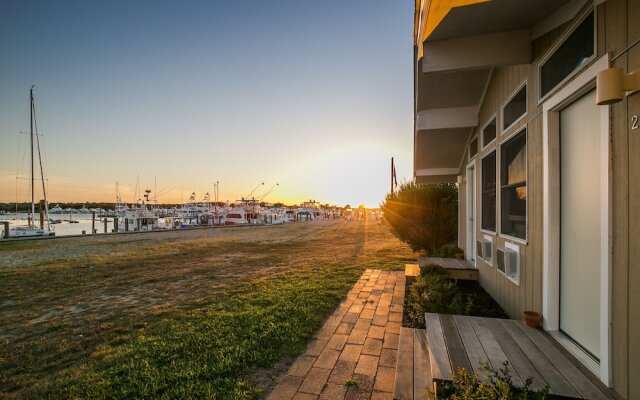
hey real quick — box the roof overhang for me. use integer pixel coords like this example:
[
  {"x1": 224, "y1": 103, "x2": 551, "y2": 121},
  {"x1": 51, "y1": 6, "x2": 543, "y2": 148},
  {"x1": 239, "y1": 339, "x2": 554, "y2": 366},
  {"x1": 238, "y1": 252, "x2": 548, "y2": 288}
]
[{"x1": 413, "y1": 0, "x2": 585, "y2": 181}]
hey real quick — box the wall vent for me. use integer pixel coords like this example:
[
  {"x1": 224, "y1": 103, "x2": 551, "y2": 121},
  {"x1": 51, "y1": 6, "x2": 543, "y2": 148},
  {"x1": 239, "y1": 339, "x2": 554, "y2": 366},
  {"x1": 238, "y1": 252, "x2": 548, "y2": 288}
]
[
  {"x1": 496, "y1": 246, "x2": 519, "y2": 284},
  {"x1": 482, "y1": 239, "x2": 493, "y2": 263}
]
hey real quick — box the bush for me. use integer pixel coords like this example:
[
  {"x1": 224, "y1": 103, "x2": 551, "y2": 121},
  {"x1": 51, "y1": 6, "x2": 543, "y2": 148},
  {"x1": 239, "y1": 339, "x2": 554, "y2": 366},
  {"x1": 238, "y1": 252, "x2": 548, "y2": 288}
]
[
  {"x1": 405, "y1": 267, "x2": 508, "y2": 327},
  {"x1": 381, "y1": 182, "x2": 457, "y2": 252},
  {"x1": 406, "y1": 269, "x2": 471, "y2": 326},
  {"x1": 429, "y1": 362, "x2": 549, "y2": 400}
]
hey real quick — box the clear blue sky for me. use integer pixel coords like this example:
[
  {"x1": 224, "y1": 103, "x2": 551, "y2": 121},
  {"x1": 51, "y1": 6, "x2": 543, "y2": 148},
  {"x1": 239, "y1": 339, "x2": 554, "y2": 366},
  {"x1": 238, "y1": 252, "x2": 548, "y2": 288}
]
[{"x1": 0, "y1": 0, "x2": 413, "y2": 207}]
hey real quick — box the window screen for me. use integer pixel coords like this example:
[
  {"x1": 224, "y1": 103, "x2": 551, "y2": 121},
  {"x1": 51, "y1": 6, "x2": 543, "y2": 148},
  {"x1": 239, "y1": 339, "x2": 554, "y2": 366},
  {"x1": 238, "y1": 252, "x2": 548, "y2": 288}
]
[
  {"x1": 503, "y1": 86, "x2": 527, "y2": 130},
  {"x1": 540, "y1": 12, "x2": 594, "y2": 98},
  {"x1": 500, "y1": 130, "x2": 527, "y2": 239},
  {"x1": 483, "y1": 117, "x2": 496, "y2": 147},
  {"x1": 469, "y1": 137, "x2": 478, "y2": 159},
  {"x1": 481, "y1": 151, "x2": 496, "y2": 232}
]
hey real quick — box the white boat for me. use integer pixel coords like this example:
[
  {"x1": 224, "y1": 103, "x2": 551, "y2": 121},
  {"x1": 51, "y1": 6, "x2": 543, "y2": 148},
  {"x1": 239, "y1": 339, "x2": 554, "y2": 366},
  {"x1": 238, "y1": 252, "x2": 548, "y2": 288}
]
[
  {"x1": 49, "y1": 204, "x2": 64, "y2": 213},
  {"x1": 116, "y1": 188, "x2": 159, "y2": 231},
  {"x1": 223, "y1": 205, "x2": 249, "y2": 225},
  {"x1": 9, "y1": 87, "x2": 54, "y2": 238}
]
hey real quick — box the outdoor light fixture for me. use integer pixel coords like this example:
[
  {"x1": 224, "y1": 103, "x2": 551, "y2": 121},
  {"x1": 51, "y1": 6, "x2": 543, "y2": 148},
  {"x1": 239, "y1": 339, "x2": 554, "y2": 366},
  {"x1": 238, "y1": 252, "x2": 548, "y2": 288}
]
[{"x1": 596, "y1": 67, "x2": 640, "y2": 105}]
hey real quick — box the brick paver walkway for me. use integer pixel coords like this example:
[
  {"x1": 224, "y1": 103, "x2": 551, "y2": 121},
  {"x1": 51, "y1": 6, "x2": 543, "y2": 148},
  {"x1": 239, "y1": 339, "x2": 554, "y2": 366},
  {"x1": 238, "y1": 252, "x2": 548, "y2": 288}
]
[{"x1": 268, "y1": 269, "x2": 405, "y2": 400}]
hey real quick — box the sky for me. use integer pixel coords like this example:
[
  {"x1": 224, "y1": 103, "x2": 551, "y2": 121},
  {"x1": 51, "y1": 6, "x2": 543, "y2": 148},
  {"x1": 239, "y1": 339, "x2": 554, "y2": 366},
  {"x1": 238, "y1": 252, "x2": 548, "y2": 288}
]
[{"x1": 0, "y1": 1, "x2": 413, "y2": 208}]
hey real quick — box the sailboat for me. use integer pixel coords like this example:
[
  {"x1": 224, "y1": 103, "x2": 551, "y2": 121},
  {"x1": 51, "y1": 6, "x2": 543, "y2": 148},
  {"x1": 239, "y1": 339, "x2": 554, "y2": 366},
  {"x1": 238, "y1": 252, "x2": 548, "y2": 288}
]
[{"x1": 9, "y1": 86, "x2": 55, "y2": 238}]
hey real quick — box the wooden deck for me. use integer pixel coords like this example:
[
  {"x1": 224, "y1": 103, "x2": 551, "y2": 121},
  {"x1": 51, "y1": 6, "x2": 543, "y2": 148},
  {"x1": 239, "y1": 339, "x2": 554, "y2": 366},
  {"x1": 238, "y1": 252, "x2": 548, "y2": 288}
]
[
  {"x1": 393, "y1": 327, "x2": 431, "y2": 400},
  {"x1": 417, "y1": 256, "x2": 478, "y2": 281},
  {"x1": 424, "y1": 313, "x2": 611, "y2": 399}
]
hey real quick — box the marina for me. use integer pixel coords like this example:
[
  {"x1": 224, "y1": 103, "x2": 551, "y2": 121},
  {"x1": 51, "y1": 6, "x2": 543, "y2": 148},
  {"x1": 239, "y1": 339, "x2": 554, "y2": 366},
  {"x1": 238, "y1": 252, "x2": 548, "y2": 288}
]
[{"x1": 0, "y1": 200, "x2": 348, "y2": 239}]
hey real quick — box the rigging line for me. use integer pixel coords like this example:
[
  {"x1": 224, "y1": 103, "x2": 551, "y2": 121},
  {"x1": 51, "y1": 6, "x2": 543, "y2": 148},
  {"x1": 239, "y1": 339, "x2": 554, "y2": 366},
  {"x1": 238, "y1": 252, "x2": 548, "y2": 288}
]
[
  {"x1": 34, "y1": 114, "x2": 50, "y2": 186},
  {"x1": 34, "y1": 105, "x2": 50, "y2": 230}
]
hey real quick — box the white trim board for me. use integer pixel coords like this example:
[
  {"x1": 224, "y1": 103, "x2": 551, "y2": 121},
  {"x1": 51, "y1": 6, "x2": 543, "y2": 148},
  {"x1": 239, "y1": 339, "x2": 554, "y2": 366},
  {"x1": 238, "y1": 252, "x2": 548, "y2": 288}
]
[
  {"x1": 415, "y1": 168, "x2": 460, "y2": 176},
  {"x1": 541, "y1": 54, "x2": 611, "y2": 386}
]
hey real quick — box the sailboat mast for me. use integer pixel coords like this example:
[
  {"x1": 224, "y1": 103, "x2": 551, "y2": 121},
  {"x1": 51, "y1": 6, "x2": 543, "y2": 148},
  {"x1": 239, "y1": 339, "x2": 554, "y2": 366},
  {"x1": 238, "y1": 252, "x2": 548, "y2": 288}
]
[{"x1": 29, "y1": 86, "x2": 35, "y2": 227}]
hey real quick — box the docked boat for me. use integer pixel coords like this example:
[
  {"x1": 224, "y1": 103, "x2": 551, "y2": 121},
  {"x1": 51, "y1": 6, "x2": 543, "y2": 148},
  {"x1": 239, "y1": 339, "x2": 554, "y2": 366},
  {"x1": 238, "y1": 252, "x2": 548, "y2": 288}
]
[
  {"x1": 8, "y1": 87, "x2": 54, "y2": 238},
  {"x1": 117, "y1": 189, "x2": 159, "y2": 231}
]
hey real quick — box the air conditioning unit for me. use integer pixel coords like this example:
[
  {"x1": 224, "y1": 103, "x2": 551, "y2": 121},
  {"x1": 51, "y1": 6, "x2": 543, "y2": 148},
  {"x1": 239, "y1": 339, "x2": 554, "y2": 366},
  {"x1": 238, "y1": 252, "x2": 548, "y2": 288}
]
[
  {"x1": 496, "y1": 247, "x2": 518, "y2": 277},
  {"x1": 482, "y1": 240, "x2": 493, "y2": 262},
  {"x1": 476, "y1": 240, "x2": 484, "y2": 259}
]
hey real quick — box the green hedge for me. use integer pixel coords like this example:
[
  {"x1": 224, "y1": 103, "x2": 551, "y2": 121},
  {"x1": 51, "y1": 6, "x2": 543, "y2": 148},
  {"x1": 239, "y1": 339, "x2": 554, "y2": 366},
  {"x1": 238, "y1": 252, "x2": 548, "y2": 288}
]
[{"x1": 381, "y1": 182, "x2": 458, "y2": 252}]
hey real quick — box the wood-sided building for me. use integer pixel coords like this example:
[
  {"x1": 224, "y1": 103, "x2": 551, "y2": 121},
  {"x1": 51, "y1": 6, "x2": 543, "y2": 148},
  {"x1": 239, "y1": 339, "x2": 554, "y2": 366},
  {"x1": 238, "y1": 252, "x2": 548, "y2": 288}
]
[{"x1": 413, "y1": 0, "x2": 638, "y2": 398}]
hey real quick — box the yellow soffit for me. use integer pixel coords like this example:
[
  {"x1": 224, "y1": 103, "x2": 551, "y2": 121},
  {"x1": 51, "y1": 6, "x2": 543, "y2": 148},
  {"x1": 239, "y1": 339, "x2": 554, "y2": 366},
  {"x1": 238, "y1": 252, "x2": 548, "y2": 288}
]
[{"x1": 417, "y1": 0, "x2": 491, "y2": 59}]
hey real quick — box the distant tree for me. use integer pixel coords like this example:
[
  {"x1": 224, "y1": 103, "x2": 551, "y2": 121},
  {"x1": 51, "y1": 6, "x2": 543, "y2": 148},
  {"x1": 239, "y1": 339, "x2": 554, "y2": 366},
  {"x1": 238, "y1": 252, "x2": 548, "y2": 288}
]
[{"x1": 381, "y1": 182, "x2": 458, "y2": 252}]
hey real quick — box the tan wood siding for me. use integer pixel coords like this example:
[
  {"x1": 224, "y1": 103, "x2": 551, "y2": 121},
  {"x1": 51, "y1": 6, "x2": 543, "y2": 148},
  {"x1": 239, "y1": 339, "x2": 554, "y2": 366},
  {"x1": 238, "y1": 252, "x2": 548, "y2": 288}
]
[
  {"x1": 434, "y1": 2, "x2": 637, "y2": 397},
  {"x1": 604, "y1": 0, "x2": 634, "y2": 398},
  {"x1": 624, "y1": 1, "x2": 640, "y2": 398}
]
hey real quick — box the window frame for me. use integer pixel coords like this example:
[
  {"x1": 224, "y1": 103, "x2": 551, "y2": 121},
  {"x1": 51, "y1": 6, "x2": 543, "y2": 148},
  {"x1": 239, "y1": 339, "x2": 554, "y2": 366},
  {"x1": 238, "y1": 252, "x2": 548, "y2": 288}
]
[
  {"x1": 498, "y1": 126, "x2": 528, "y2": 244},
  {"x1": 501, "y1": 80, "x2": 528, "y2": 134},
  {"x1": 537, "y1": 5, "x2": 597, "y2": 105},
  {"x1": 468, "y1": 135, "x2": 479, "y2": 161},
  {"x1": 481, "y1": 114, "x2": 497, "y2": 149},
  {"x1": 480, "y1": 149, "x2": 498, "y2": 235}
]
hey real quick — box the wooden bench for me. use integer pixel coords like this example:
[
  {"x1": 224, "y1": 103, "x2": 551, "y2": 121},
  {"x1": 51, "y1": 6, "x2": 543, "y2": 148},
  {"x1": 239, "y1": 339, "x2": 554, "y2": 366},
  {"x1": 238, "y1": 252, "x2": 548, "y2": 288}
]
[{"x1": 423, "y1": 313, "x2": 611, "y2": 399}]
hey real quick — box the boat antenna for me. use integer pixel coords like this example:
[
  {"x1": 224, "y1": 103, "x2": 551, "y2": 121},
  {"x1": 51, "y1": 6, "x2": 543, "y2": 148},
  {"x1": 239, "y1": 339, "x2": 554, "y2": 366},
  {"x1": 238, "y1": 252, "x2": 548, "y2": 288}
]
[{"x1": 245, "y1": 181, "x2": 264, "y2": 199}]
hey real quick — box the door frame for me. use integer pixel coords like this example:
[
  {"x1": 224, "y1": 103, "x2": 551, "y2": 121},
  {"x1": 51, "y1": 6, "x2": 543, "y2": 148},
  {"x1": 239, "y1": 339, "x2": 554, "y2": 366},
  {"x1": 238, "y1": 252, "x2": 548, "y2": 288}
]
[
  {"x1": 466, "y1": 160, "x2": 477, "y2": 262},
  {"x1": 542, "y1": 54, "x2": 611, "y2": 386}
]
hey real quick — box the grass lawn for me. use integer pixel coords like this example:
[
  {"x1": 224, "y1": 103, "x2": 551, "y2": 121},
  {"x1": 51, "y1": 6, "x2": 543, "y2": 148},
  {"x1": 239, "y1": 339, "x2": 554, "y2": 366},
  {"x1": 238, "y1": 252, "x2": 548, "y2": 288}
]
[{"x1": 0, "y1": 220, "x2": 415, "y2": 399}]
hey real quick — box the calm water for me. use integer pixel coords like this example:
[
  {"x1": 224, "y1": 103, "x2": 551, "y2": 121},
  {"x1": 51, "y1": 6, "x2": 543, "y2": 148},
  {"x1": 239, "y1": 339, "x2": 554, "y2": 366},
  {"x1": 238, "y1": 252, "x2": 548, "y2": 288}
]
[{"x1": 0, "y1": 213, "x2": 115, "y2": 237}]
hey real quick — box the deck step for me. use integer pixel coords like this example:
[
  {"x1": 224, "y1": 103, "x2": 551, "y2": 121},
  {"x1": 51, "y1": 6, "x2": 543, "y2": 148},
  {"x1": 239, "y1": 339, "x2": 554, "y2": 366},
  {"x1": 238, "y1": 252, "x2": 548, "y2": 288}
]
[
  {"x1": 393, "y1": 327, "x2": 432, "y2": 400},
  {"x1": 422, "y1": 313, "x2": 611, "y2": 399},
  {"x1": 404, "y1": 264, "x2": 420, "y2": 285},
  {"x1": 418, "y1": 257, "x2": 478, "y2": 281}
]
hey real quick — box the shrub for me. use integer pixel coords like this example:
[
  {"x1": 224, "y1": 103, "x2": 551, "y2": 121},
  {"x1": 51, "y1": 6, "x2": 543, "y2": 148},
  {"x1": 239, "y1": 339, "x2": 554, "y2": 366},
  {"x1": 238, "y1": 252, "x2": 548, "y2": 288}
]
[
  {"x1": 406, "y1": 269, "x2": 471, "y2": 326},
  {"x1": 429, "y1": 362, "x2": 549, "y2": 400},
  {"x1": 381, "y1": 182, "x2": 457, "y2": 252},
  {"x1": 406, "y1": 267, "x2": 508, "y2": 327}
]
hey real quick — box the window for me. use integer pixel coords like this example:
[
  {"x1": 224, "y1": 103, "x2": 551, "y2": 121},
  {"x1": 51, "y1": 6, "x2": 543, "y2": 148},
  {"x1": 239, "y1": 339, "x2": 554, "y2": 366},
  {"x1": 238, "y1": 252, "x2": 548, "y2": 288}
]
[
  {"x1": 469, "y1": 137, "x2": 478, "y2": 159},
  {"x1": 500, "y1": 129, "x2": 527, "y2": 240},
  {"x1": 503, "y1": 85, "x2": 527, "y2": 130},
  {"x1": 482, "y1": 117, "x2": 496, "y2": 147},
  {"x1": 540, "y1": 12, "x2": 594, "y2": 98},
  {"x1": 481, "y1": 151, "x2": 496, "y2": 232}
]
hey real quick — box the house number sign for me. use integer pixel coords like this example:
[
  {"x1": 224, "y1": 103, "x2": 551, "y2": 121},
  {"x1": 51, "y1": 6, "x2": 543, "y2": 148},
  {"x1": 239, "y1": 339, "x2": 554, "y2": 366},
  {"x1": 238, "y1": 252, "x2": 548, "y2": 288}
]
[{"x1": 633, "y1": 115, "x2": 639, "y2": 130}]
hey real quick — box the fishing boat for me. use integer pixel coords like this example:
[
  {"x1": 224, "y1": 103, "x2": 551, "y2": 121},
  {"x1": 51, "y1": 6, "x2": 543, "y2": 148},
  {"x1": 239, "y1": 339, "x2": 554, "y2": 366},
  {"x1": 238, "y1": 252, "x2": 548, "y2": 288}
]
[{"x1": 9, "y1": 87, "x2": 54, "y2": 238}]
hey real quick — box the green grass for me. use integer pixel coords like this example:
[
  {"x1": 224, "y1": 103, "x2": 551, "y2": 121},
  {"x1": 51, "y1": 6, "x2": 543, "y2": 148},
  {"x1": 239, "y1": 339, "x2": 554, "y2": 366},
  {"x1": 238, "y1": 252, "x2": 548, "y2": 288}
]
[
  {"x1": 0, "y1": 220, "x2": 417, "y2": 399},
  {"x1": 30, "y1": 264, "x2": 363, "y2": 399}
]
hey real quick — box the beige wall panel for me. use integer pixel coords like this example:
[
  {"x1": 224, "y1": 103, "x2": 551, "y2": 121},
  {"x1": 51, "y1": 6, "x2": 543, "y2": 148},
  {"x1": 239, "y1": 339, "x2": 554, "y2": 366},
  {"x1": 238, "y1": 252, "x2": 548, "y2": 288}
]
[
  {"x1": 606, "y1": 0, "x2": 630, "y2": 397},
  {"x1": 459, "y1": 174, "x2": 467, "y2": 252},
  {"x1": 528, "y1": 114, "x2": 543, "y2": 314},
  {"x1": 625, "y1": 2, "x2": 640, "y2": 399},
  {"x1": 474, "y1": 22, "x2": 579, "y2": 321},
  {"x1": 597, "y1": 5, "x2": 606, "y2": 58}
]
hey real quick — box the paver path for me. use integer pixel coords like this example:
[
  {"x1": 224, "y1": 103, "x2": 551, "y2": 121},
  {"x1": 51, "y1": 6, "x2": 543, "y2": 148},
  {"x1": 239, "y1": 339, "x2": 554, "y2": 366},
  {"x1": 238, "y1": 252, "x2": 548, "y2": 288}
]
[{"x1": 268, "y1": 269, "x2": 405, "y2": 400}]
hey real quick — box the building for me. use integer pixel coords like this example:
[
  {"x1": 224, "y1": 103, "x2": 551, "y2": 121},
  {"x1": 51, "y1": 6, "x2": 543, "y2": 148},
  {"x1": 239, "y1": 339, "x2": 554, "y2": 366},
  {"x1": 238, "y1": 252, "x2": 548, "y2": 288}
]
[{"x1": 413, "y1": 0, "x2": 638, "y2": 398}]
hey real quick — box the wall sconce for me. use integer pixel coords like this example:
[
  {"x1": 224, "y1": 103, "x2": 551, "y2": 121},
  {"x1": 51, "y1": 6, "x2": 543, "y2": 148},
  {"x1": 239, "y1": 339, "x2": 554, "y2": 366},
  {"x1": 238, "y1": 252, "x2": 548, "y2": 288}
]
[{"x1": 596, "y1": 67, "x2": 639, "y2": 105}]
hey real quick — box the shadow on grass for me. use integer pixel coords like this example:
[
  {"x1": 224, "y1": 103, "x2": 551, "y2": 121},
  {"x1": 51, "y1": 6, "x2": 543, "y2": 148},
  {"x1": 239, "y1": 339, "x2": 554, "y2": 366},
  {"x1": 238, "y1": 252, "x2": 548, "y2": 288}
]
[{"x1": 27, "y1": 264, "x2": 363, "y2": 400}]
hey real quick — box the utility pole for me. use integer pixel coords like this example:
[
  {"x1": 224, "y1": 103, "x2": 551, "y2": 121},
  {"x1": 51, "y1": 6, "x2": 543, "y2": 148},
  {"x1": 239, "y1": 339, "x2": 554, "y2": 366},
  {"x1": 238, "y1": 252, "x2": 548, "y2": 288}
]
[{"x1": 391, "y1": 157, "x2": 395, "y2": 194}]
